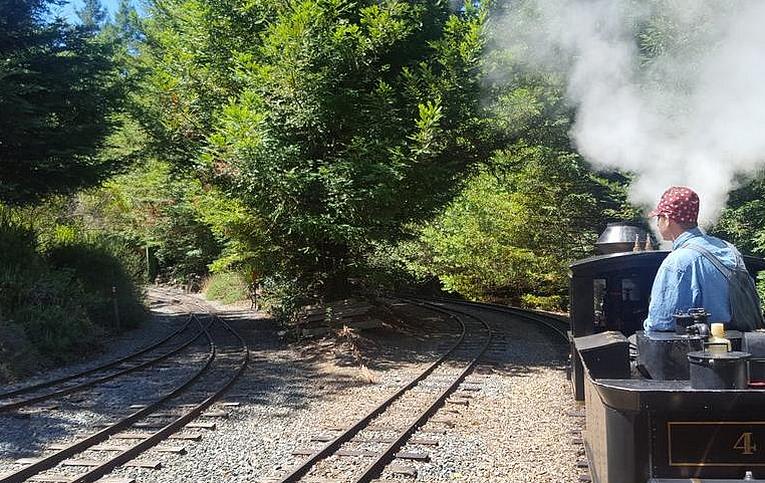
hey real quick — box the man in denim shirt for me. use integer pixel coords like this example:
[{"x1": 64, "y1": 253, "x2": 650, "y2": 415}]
[{"x1": 644, "y1": 186, "x2": 741, "y2": 331}]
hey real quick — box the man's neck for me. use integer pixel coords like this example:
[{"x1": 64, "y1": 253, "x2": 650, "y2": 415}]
[{"x1": 672, "y1": 227, "x2": 702, "y2": 249}]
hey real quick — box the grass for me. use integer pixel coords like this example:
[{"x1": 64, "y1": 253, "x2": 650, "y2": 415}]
[{"x1": 203, "y1": 271, "x2": 249, "y2": 304}]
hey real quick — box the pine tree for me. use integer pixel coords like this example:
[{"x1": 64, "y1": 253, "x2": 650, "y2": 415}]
[
  {"x1": 76, "y1": 0, "x2": 108, "y2": 31},
  {"x1": 0, "y1": 0, "x2": 123, "y2": 205}
]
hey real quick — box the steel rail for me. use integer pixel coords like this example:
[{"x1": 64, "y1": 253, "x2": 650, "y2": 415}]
[
  {"x1": 352, "y1": 300, "x2": 493, "y2": 482},
  {"x1": 0, "y1": 315, "x2": 211, "y2": 413},
  {"x1": 69, "y1": 314, "x2": 250, "y2": 483},
  {"x1": 276, "y1": 299, "x2": 469, "y2": 483},
  {"x1": 0, "y1": 314, "x2": 196, "y2": 401},
  {"x1": 423, "y1": 296, "x2": 569, "y2": 342},
  {"x1": 278, "y1": 298, "x2": 492, "y2": 483},
  {"x1": 0, "y1": 315, "x2": 217, "y2": 483}
]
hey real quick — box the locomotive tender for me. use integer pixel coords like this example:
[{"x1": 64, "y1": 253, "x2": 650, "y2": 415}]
[{"x1": 570, "y1": 223, "x2": 765, "y2": 483}]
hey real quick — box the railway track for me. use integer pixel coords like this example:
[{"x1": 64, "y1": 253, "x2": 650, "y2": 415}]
[
  {"x1": 0, "y1": 315, "x2": 202, "y2": 414},
  {"x1": 426, "y1": 297, "x2": 570, "y2": 342},
  {"x1": 267, "y1": 297, "x2": 569, "y2": 483},
  {"x1": 0, "y1": 291, "x2": 249, "y2": 483},
  {"x1": 2, "y1": 293, "x2": 570, "y2": 482},
  {"x1": 0, "y1": 289, "x2": 203, "y2": 414}
]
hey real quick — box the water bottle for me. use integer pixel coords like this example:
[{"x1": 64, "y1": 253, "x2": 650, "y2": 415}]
[{"x1": 708, "y1": 323, "x2": 731, "y2": 354}]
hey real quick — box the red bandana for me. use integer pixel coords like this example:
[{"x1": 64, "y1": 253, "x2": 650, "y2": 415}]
[{"x1": 648, "y1": 186, "x2": 700, "y2": 224}]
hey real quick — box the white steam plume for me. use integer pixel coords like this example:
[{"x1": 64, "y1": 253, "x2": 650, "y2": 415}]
[{"x1": 492, "y1": 0, "x2": 765, "y2": 225}]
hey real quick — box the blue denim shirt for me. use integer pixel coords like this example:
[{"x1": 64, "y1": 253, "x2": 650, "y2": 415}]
[{"x1": 643, "y1": 227, "x2": 739, "y2": 331}]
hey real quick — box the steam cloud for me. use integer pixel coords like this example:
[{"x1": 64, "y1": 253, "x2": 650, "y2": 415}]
[{"x1": 492, "y1": 0, "x2": 765, "y2": 225}]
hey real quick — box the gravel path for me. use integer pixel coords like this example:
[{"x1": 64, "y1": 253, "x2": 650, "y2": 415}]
[{"x1": 0, "y1": 293, "x2": 582, "y2": 482}]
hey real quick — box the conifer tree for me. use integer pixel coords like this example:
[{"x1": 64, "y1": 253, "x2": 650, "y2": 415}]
[
  {"x1": 76, "y1": 0, "x2": 108, "y2": 31},
  {"x1": 0, "y1": 0, "x2": 123, "y2": 205}
]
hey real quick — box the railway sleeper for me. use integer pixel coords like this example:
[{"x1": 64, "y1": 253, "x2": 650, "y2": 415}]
[
  {"x1": 16, "y1": 457, "x2": 161, "y2": 469},
  {"x1": 29, "y1": 477, "x2": 136, "y2": 483},
  {"x1": 387, "y1": 463, "x2": 418, "y2": 477},
  {"x1": 308, "y1": 435, "x2": 439, "y2": 446},
  {"x1": 290, "y1": 448, "x2": 429, "y2": 460},
  {"x1": 110, "y1": 431, "x2": 202, "y2": 441},
  {"x1": 186, "y1": 421, "x2": 217, "y2": 429},
  {"x1": 47, "y1": 443, "x2": 187, "y2": 454}
]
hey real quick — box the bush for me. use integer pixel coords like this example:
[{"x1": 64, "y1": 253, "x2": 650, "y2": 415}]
[
  {"x1": 0, "y1": 208, "x2": 148, "y2": 380},
  {"x1": 204, "y1": 271, "x2": 249, "y2": 305},
  {"x1": 520, "y1": 294, "x2": 565, "y2": 312},
  {"x1": 0, "y1": 251, "x2": 98, "y2": 361},
  {"x1": 46, "y1": 239, "x2": 146, "y2": 330},
  {"x1": 0, "y1": 321, "x2": 42, "y2": 382}
]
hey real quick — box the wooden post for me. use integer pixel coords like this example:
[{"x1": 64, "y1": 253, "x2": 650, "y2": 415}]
[{"x1": 112, "y1": 285, "x2": 121, "y2": 332}]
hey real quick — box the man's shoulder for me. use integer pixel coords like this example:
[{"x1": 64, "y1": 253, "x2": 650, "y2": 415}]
[
  {"x1": 663, "y1": 245, "x2": 702, "y2": 270},
  {"x1": 675, "y1": 233, "x2": 743, "y2": 273}
]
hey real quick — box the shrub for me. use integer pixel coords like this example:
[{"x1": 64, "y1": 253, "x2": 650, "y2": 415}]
[
  {"x1": 203, "y1": 271, "x2": 249, "y2": 305},
  {"x1": 0, "y1": 208, "x2": 38, "y2": 268},
  {"x1": 0, "y1": 207, "x2": 148, "y2": 379},
  {"x1": 520, "y1": 294, "x2": 565, "y2": 312},
  {"x1": 0, "y1": 259, "x2": 99, "y2": 360},
  {"x1": 46, "y1": 239, "x2": 146, "y2": 330},
  {"x1": 0, "y1": 321, "x2": 41, "y2": 382}
]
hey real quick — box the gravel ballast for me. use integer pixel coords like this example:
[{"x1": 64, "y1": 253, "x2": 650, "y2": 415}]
[{"x1": 0, "y1": 292, "x2": 581, "y2": 482}]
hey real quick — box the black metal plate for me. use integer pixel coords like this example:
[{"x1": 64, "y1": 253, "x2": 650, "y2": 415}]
[
  {"x1": 653, "y1": 415, "x2": 765, "y2": 479},
  {"x1": 668, "y1": 421, "x2": 765, "y2": 467}
]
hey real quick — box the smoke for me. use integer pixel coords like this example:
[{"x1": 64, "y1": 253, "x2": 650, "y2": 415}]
[{"x1": 491, "y1": 0, "x2": 765, "y2": 225}]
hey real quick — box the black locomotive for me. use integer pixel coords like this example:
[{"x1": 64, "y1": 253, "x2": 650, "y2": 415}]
[{"x1": 570, "y1": 223, "x2": 765, "y2": 483}]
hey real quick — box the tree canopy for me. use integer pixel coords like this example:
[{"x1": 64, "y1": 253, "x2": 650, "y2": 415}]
[
  {"x1": 130, "y1": 0, "x2": 497, "y2": 296},
  {"x1": 0, "y1": 0, "x2": 123, "y2": 205}
]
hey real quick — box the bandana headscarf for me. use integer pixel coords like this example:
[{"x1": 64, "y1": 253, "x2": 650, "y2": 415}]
[{"x1": 648, "y1": 186, "x2": 700, "y2": 224}]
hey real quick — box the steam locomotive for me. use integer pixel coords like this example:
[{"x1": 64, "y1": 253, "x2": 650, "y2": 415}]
[{"x1": 570, "y1": 222, "x2": 765, "y2": 483}]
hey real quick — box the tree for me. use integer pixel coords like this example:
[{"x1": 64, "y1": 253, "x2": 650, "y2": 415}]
[
  {"x1": 0, "y1": 0, "x2": 123, "y2": 205},
  {"x1": 135, "y1": 0, "x2": 497, "y2": 298},
  {"x1": 408, "y1": 143, "x2": 625, "y2": 306},
  {"x1": 76, "y1": 0, "x2": 108, "y2": 31}
]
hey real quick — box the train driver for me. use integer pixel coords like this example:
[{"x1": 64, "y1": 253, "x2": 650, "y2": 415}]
[{"x1": 643, "y1": 186, "x2": 744, "y2": 332}]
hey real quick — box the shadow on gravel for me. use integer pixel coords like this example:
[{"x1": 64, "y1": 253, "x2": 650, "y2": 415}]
[
  {"x1": 0, "y1": 413, "x2": 76, "y2": 458},
  {"x1": 218, "y1": 301, "x2": 567, "y2": 415},
  {"x1": 217, "y1": 302, "x2": 465, "y2": 413}
]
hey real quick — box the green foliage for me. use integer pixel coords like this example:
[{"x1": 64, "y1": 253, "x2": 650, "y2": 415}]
[
  {"x1": 0, "y1": 209, "x2": 96, "y2": 359},
  {"x1": 0, "y1": 320, "x2": 41, "y2": 382},
  {"x1": 0, "y1": 206, "x2": 146, "y2": 378},
  {"x1": 203, "y1": 271, "x2": 248, "y2": 305},
  {"x1": 77, "y1": 160, "x2": 222, "y2": 280},
  {"x1": 47, "y1": 239, "x2": 146, "y2": 329},
  {"x1": 77, "y1": 0, "x2": 108, "y2": 31},
  {"x1": 711, "y1": 176, "x2": 765, "y2": 300},
  {"x1": 407, "y1": 144, "x2": 625, "y2": 303},
  {"x1": 712, "y1": 178, "x2": 765, "y2": 257},
  {"x1": 520, "y1": 294, "x2": 564, "y2": 311},
  {"x1": 132, "y1": 0, "x2": 496, "y2": 300},
  {"x1": 0, "y1": 0, "x2": 125, "y2": 205}
]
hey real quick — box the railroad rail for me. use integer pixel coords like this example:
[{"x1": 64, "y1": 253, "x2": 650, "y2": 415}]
[
  {"x1": 0, "y1": 293, "x2": 249, "y2": 483},
  {"x1": 0, "y1": 315, "x2": 194, "y2": 405},
  {"x1": 268, "y1": 296, "x2": 569, "y2": 482},
  {"x1": 273, "y1": 297, "x2": 491, "y2": 482},
  {"x1": 0, "y1": 315, "x2": 203, "y2": 413},
  {"x1": 424, "y1": 296, "x2": 570, "y2": 342},
  {"x1": 0, "y1": 289, "x2": 200, "y2": 410}
]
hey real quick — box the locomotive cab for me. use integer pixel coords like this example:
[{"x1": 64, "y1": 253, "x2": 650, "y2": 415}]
[
  {"x1": 570, "y1": 250, "x2": 669, "y2": 400},
  {"x1": 569, "y1": 224, "x2": 765, "y2": 483}
]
